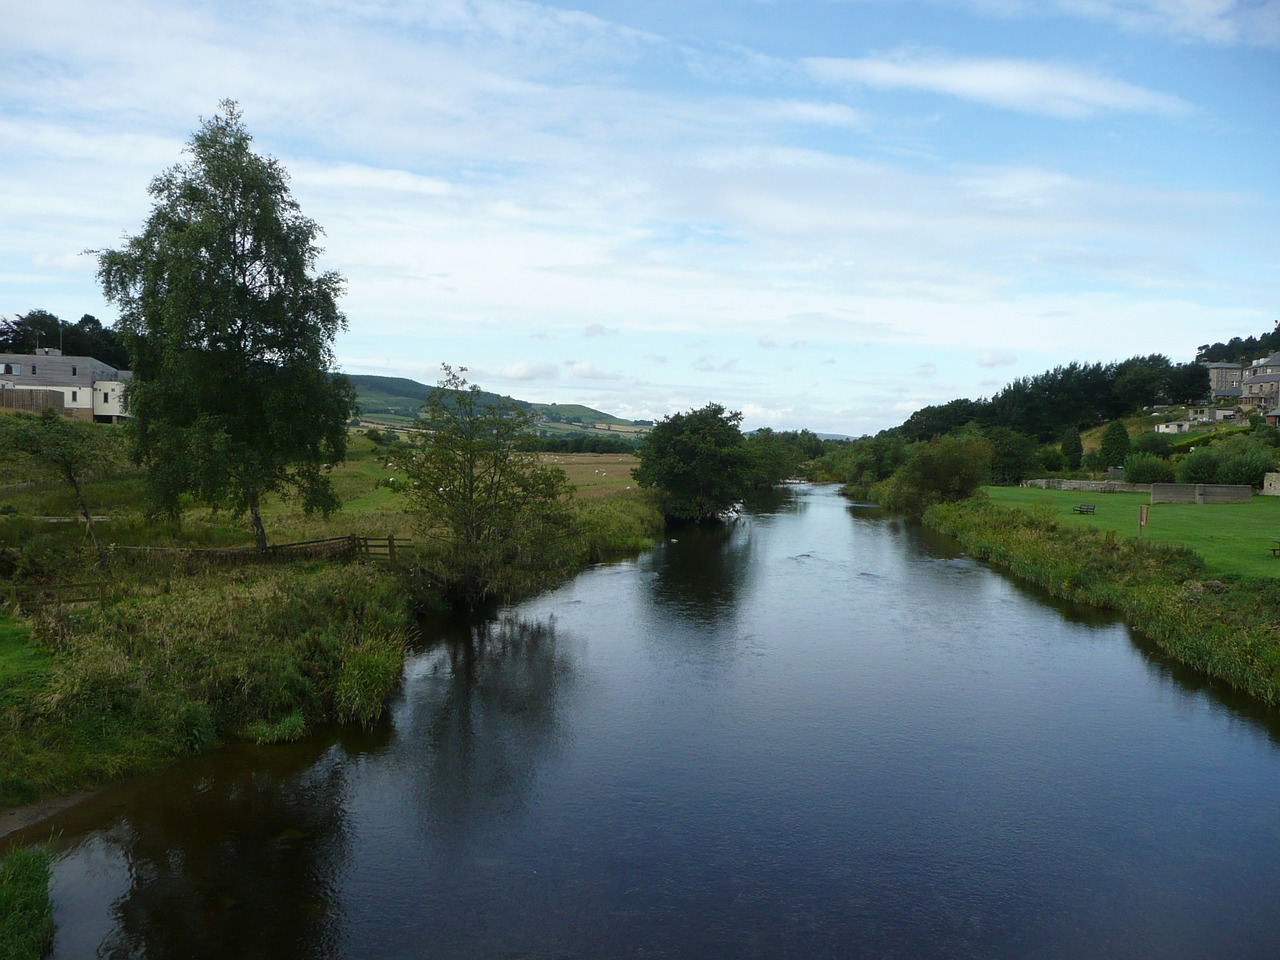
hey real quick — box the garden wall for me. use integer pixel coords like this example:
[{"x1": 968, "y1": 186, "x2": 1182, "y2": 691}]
[
  {"x1": 1150, "y1": 483, "x2": 1251, "y2": 504},
  {"x1": 1023, "y1": 479, "x2": 1149, "y2": 494}
]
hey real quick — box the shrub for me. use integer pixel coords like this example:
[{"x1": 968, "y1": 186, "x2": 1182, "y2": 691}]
[
  {"x1": 1176, "y1": 447, "x2": 1219, "y2": 484},
  {"x1": 1123, "y1": 452, "x2": 1175, "y2": 484}
]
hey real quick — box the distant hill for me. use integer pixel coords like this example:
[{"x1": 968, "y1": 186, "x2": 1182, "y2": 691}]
[{"x1": 346, "y1": 374, "x2": 646, "y2": 439}]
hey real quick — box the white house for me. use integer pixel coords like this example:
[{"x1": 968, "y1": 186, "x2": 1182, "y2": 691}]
[{"x1": 0, "y1": 349, "x2": 131, "y2": 422}]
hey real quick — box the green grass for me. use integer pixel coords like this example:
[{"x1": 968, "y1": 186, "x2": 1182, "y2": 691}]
[
  {"x1": 0, "y1": 846, "x2": 53, "y2": 960},
  {"x1": 985, "y1": 486, "x2": 1280, "y2": 579}
]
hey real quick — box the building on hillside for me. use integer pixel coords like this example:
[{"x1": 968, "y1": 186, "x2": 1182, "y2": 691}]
[
  {"x1": 1202, "y1": 360, "x2": 1246, "y2": 400},
  {"x1": 1155, "y1": 420, "x2": 1191, "y2": 434},
  {"x1": 0, "y1": 348, "x2": 131, "y2": 422},
  {"x1": 1242, "y1": 353, "x2": 1280, "y2": 411}
]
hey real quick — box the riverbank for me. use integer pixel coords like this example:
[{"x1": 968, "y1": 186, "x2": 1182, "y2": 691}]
[{"x1": 925, "y1": 497, "x2": 1280, "y2": 706}]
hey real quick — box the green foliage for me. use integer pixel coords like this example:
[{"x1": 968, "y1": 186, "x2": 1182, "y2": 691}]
[
  {"x1": 1099, "y1": 420, "x2": 1131, "y2": 467},
  {"x1": 1197, "y1": 322, "x2": 1280, "y2": 363},
  {"x1": 1123, "y1": 451, "x2": 1175, "y2": 484},
  {"x1": 1212, "y1": 437, "x2": 1275, "y2": 487},
  {"x1": 1037, "y1": 446, "x2": 1066, "y2": 472},
  {"x1": 0, "y1": 411, "x2": 119, "y2": 559},
  {"x1": 873, "y1": 432, "x2": 992, "y2": 518},
  {"x1": 397, "y1": 366, "x2": 575, "y2": 606},
  {"x1": 1175, "y1": 437, "x2": 1276, "y2": 487},
  {"x1": 1132, "y1": 431, "x2": 1173, "y2": 458},
  {"x1": 633, "y1": 403, "x2": 750, "y2": 521},
  {"x1": 96, "y1": 100, "x2": 355, "y2": 551},
  {"x1": 570, "y1": 492, "x2": 665, "y2": 561},
  {"x1": 1176, "y1": 446, "x2": 1220, "y2": 484},
  {"x1": 1060, "y1": 426, "x2": 1084, "y2": 470},
  {"x1": 743, "y1": 428, "x2": 822, "y2": 487},
  {"x1": 0, "y1": 846, "x2": 53, "y2": 960},
  {"x1": 985, "y1": 426, "x2": 1038, "y2": 485},
  {"x1": 1, "y1": 563, "x2": 412, "y2": 806},
  {"x1": 813, "y1": 431, "x2": 907, "y2": 494}
]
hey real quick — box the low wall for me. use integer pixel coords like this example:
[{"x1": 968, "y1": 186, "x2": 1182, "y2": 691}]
[
  {"x1": 1150, "y1": 483, "x2": 1251, "y2": 504},
  {"x1": 1023, "y1": 479, "x2": 1149, "y2": 494}
]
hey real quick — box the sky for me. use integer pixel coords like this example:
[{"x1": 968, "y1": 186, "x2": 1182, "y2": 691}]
[{"x1": 3, "y1": 0, "x2": 1278, "y2": 435}]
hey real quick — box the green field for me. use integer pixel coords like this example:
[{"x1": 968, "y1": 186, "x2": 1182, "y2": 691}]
[{"x1": 985, "y1": 486, "x2": 1280, "y2": 580}]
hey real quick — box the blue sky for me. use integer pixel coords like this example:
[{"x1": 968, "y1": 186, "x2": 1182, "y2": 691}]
[{"x1": 3, "y1": 0, "x2": 1277, "y2": 434}]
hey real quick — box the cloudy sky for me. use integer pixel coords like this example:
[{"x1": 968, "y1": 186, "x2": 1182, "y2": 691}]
[{"x1": 3, "y1": 0, "x2": 1277, "y2": 434}]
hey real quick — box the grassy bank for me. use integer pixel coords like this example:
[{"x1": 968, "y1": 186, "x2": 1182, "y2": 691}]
[
  {"x1": 0, "y1": 442, "x2": 661, "y2": 812},
  {"x1": 1, "y1": 561, "x2": 414, "y2": 809},
  {"x1": 926, "y1": 497, "x2": 1280, "y2": 706},
  {"x1": 985, "y1": 486, "x2": 1280, "y2": 580},
  {"x1": 0, "y1": 846, "x2": 52, "y2": 960}
]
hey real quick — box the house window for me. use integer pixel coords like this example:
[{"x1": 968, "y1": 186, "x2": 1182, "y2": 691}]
[
  {"x1": 71, "y1": 365, "x2": 77, "y2": 376},
  {"x1": 103, "y1": 391, "x2": 109, "y2": 403},
  {"x1": 31, "y1": 365, "x2": 36, "y2": 375},
  {"x1": 2, "y1": 363, "x2": 18, "y2": 375},
  {"x1": 71, "y1": 390, "x2": 77, "y2": 402}
]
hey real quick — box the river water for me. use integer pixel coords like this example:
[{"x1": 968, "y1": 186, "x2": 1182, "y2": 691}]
[{"x1": 15, "y1": 484, "x2": 1280, "y2": 958}]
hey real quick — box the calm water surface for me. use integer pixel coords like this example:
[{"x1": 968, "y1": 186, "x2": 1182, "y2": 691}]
[{"x1": 18, "y1": 484, "x2": 1280, "y2": 958}]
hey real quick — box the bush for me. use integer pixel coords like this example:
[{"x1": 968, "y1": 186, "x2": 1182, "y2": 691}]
[
  {"x1": 874, "y1": 433, "x2": 992, "y2": 518},
  {"x1": 1124, "y1": 452, "x2": 1175, "y2": 484},
  {"x1": 1177, "y1": 447, "x2": 1219, "y2": 484}
]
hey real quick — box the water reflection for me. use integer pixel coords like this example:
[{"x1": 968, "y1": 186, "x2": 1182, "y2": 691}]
[
  {"x1": 402, "y1": 616, "x2": 572, "y2": 833},
  {"x1": 643, "y1": 522, "x2": 758, "y2": 625},
  {"x1": 43, "y1": 740, "x2": 350, "y2": 960}
]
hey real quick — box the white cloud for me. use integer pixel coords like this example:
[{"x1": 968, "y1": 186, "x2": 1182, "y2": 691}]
[
  {"x1": 583, "y1": 323, "x2": 616, "y2": 337},
  {"x1": 500, "y1": 361, "x2": 559, "y2": 380},
  {"x1": 980, "y1": 350, "x2": 1018, "y2": 367},
  {"x1": 805, "y1": 52, "x2": 1191, "y2": 118},
  {"x1": 567, "y1": 361, "x2": 625, "y2": 380}
]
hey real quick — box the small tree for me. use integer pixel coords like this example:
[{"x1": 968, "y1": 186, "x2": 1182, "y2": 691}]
[
  {"x1": 1176, "y1": 447, "x2": 1219, "y2": 484},
  {"x1": 1060, "y1": 427, "x2": 1084, "y2": 471},
  {"x1": 1, "y1": 410, "x2": 114, "y2": 560},
  {"x1": 96, "y1": 101, "x2": 355, "y2": 551},
  {"x1": 873, "y1": 432, "x2": 992, "y2": 518},
  {"x1": 633, "y1": 403, "x2": 750, "y2": 521},
  {"x1": 1123, "y1": 452, "x2": 1175, "y2": 484},
  {"x1": 396, "y1": 366, "x2": 573, "y2": 606},
  {"x1": 1099, "y1": 421, "x2": 1131, "y2": 468}
]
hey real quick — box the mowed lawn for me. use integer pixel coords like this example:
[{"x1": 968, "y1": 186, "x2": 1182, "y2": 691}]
[{"x1": 985, "y1": 486, "x2": 1280, "y2": 580}]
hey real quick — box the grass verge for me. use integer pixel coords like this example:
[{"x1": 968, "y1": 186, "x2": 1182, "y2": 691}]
[
  {"x1": 985, "y1": 486, "x2": 1280, "y2": 580},
  {"x1": 0, "y1": 846, "x2": 53, "y2": 960},
  {"x1": 926, "y1": 497, "x2": 1280, "y2": 706}
]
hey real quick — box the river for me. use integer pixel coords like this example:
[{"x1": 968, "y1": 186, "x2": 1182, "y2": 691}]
[{"x1": 14, "y1": 483, "x2": 1280, "y2": 958}]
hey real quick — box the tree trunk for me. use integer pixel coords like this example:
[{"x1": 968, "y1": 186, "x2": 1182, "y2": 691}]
[
  {"x1": 71, "y1": 476, "x2": 106, "y2": 565},
  {"x1": 249, "y1": 492, "x2": 268, "y2": 554}
]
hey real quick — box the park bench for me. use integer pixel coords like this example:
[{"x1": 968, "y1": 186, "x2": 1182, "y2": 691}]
[
  {"x1": 1072, "y1": 504, "x2": 1096, "y2": 515},
  {"x1": 1270, "y1": 540, "x2": 1280, "y2": 558}
]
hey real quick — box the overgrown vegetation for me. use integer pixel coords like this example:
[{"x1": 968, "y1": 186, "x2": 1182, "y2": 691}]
[
  {"x1": 395, "y1": 366, "x2": 577, "y2": 607},
  {"x1": 926, "y1": 498, "x2": 1280, "y2": 706},
  {"x1": 1, "y1": 561, "x2": 412, "y2": 807},
  {"x1": 0, "y1": 845, "x2": 53, "y2": 960}
]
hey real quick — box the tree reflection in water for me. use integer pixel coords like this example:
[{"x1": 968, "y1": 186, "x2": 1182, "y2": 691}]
[
  {"x1": 49, "y1": 740, "x2": 352, "y2": 960},
  {"x1": 406, "y1": 615, "x2": 573, "y2": 836}
]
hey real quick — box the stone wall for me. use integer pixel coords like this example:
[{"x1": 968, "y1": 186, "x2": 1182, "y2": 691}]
[
  {"x1": 1262, "y1": 473, "x2": 1280, "y2": 497},
  {"x1": 1150, "y1": 483, "x2": 1252, "y2": 504},
  {"x1": 1023, "y1": 479, "x2": 1149, "y2": 494}
]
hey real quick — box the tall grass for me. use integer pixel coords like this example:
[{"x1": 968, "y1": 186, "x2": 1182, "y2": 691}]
[
  {"x1": 1, "y1": 561, "x2": 413, "y2": 806},
  {"x1": 0, "y1": 846, "x2": 53, "y2": 960},
  {"x1": 927, "y1": 499, "x2": 1280, "y2": 705}
]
